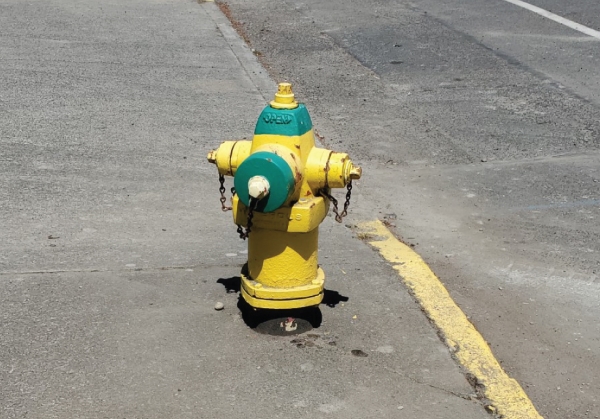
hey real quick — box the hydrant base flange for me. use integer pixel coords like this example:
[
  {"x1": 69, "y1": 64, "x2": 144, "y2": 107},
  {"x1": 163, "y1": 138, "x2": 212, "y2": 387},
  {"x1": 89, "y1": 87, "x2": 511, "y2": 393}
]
[{"x1": 240, "y1": 266, "x2": 325, "y2": 310}]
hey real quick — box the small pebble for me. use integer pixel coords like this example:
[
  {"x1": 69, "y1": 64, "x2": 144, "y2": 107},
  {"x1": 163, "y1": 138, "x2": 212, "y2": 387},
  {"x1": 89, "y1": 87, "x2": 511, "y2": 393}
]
[{"x1": 214, "y1": 302, "x2": 224, "y2": 311}]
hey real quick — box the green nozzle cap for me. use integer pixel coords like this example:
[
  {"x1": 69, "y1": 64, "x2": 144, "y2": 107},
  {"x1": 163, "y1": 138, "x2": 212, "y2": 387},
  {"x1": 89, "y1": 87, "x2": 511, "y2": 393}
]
[{"x1": 234, "y1": 152, "x2": 295, "y2": 213}]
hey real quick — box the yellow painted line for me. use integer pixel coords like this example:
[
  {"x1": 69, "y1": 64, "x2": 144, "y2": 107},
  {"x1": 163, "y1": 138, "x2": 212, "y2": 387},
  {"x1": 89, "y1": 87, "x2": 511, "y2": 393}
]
[{"x1": 357, "y1": 220, "x2": 543, "y2": 419}]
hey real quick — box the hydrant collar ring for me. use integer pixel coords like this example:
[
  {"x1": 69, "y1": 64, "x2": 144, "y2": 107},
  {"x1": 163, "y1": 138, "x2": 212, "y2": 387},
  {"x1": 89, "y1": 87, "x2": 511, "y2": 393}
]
[{"x1": 324, "y1": 150, "x2": 334, "y2": 190}]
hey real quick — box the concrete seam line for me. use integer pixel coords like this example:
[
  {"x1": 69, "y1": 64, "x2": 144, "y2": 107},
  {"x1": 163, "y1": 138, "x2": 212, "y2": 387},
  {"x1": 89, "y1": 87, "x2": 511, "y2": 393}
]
[
  {"x1": 200, "y1": 2, "x2": 326, "y2": 148},
  {"x1": 201, "y1": 2, "x2": 277, "y2": 102},
  {"x1": 356, "y1": 220, "x2": 544, "y2": 419}
]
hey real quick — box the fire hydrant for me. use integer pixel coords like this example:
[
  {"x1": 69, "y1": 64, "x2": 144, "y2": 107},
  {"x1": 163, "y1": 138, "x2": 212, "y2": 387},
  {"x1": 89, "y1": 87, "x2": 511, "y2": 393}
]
[{"x1": 207, "y1": 83, "x2": 361, "y2": 310}]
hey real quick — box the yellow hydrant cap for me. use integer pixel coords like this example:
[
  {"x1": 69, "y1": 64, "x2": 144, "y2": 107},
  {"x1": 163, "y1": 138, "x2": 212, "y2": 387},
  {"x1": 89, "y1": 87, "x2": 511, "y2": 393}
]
[{"x1": 270, "y1": 82, "x2": 298, "y2": 109}]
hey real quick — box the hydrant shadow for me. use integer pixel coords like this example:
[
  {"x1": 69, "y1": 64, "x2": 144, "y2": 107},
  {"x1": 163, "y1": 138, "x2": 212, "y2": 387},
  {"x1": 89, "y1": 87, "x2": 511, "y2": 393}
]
[
  {"x1": 322, "y1": 289, "x2": 349, "y2": 308},
  {"x1": 216, "y1": 276, "x2": 349, "y2": 336},
  {"x1": 217, "y1": 276, "x2": 241, "y2": 294}
]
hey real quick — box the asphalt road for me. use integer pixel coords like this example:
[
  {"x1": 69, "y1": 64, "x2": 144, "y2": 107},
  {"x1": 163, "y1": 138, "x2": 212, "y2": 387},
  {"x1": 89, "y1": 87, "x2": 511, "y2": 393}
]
[{"x1": 219, "y1": 0, "x2": 600, "y2": 417}]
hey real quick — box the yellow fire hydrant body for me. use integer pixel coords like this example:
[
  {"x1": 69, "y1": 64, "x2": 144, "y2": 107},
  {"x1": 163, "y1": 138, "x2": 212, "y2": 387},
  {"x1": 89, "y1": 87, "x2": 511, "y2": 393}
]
[{"x1": 208, "y1": 83, "x2": 361, "y2": 310}]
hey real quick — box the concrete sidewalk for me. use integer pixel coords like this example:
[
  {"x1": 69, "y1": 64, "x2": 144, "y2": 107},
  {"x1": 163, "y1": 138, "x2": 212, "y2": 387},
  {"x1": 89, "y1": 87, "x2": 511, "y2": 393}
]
[{"x1": 0, "y1": 1, "x2": 487, "y2": 417}]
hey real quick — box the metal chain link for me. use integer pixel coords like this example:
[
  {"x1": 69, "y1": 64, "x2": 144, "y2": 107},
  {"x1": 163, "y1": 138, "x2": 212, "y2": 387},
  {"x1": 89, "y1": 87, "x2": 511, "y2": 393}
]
[
  {"x1": 236, "y1": 198, "x2": 257, "y2": 240},
  {"x1": 217, "y1": 173, "x2": 259, "y2": 239},
  {"x1": 218, "y1": 174, "x2": 232, "y2": 212},
  {"x1": 217, "y1": 173, "x2": 257, "y2": 239},
  {"x1": 221, "y1": 173, "x2": 353, "y2": 234},
  {"x1": 319, "y1": 180, "x2": 353, "y2": 223},
  {"x1": 341, "y1": 180, "x2": 353, "y2": 220}
]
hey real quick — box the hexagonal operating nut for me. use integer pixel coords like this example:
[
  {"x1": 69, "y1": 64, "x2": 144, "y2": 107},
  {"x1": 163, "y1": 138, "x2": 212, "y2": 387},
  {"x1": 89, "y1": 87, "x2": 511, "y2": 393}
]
[
  {"x1": 207, "y1": 150, "x2": 217, "y2": 164},
  {"x1": 248, "y1": 175, "x2": 270, "y2": 200},
  {"x1": 349, "y1": 164, "x2": 362, "y2": 180}
]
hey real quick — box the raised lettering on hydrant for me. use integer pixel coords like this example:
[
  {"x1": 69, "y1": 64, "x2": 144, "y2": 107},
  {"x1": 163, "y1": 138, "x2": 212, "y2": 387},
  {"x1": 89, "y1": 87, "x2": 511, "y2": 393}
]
[{"x1": 207, "y1": 83, "x2": 362, "y2": 310}]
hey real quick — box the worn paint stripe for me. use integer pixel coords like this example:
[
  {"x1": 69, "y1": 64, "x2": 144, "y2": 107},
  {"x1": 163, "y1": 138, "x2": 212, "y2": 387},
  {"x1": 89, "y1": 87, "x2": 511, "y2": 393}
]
[
  {"x1": 502, "y1": 0, "x2": 600, "y2": 40},
  {"x1": 357, "y1": 220, "x2": 543, "y2": 419}
]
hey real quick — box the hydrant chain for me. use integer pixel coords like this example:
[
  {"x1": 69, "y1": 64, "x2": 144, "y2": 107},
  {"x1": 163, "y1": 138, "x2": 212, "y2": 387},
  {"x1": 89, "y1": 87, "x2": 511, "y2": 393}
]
[
  {"x1": 236, "y1": 197, "x2": 258, "y2": 240},
  {"x1": 341, "y1": 180, "x2": 353, "y2": 220},
  {"x1": 318, "y1": 181, "x2": 353, "y2": 223},
  {"x1": 218, "y1": 174, "x2": 232, "y2": 212}
]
